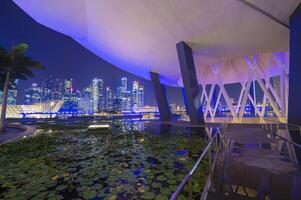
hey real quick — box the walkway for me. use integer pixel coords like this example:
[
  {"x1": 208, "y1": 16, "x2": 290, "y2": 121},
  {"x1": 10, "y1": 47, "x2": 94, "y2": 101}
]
[
  {"x1": 207, "y1": 124, "x2": 301, "y2": 200},
  {"x1": 0, "y1": 124, "x2": 36, "y2": 145}
]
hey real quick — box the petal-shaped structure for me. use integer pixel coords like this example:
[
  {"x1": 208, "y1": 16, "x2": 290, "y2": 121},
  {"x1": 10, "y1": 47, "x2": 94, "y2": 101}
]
[{"x1": 13, "y1": 0, "x2": 298, "y2": 85}]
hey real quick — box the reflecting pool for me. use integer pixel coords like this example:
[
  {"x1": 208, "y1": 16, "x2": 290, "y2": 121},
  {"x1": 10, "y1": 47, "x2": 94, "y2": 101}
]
[{"x1": 0, "y1": 120, "x2": 210, "y2": 200}]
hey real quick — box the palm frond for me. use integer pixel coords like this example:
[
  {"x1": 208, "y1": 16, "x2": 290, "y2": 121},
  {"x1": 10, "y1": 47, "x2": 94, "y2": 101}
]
[
  {"x1": 15, "y1": 56, "x2": 45, "y2": 70},
  {"x1": 0, "y1": 43, "x2": 44, "y2": 88},
  {"x1": 15, "y1": 67, "x2": 34, "y2": 78},
  {"x1": 12, "y1": 73, "x2": 27, "y2": 80}
]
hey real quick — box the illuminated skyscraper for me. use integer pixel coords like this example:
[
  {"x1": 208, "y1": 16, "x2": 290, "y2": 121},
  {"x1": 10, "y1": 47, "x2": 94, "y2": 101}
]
[
  {"x1": 105, "y1": 87, "x2": 113, "y2": 111},
  {"x1": 116, "y1": 86, "x2": 123, "y2": 100},
  {"x1": 91, "y1": 78, "x2": 104, "y2": 112},
  {"x1": 64, "y1": 78, "x2": 73, "y2": 93},
  {"x1": 133, "y1": 81, "x2": 139, "y2": 90},
  {"x1": 92, "y1": 78, "x2": 99, "y2": 112},
  {"x1": 116, "y1": 77, "x2": 131, "y2": 112},
  {"x1": 42, "y1": 76, "x2": 63, "y2": 101},
  {"x1": 98, "y1": 79, "x2": 105, "y2": 111},
  {"x1": 62, "y1": 88, "x2": 81, "y2": 111},
  {"x1": 24, "y1": 83, "x2": 42, "y2": 104},
  {"x1": 121, "y1": 77, "x2": 127, "y2": 92},
  {"x1": 113, "y1": 98, "x2": 122, "y2": 112},
  {"x1": 78, "y1": 86, "x2": 93, "y2": 113},
  {"x1": 122, "y1": 90, "x2": 131, "y2": 111},
  {"x1": 131, "y1": 81, "x2": 139, "y2": 111},
  {"x1": 138, "y1": 86, "x2": 144, "y2": 108}
]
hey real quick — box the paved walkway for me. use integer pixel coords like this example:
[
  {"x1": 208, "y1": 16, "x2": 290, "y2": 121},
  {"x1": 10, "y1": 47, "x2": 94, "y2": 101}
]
[
  {"x1": 208, "y1": 124, "x2": 301, "y2": 200},
  {"x1": 0, "y1": 124, "x2": 36, "y2": 145}
]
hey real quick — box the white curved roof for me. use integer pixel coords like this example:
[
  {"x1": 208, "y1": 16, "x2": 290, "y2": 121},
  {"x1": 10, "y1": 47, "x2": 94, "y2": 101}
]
[{"x1": 13, "y1": 0, "x2": 299, "y2": 85}]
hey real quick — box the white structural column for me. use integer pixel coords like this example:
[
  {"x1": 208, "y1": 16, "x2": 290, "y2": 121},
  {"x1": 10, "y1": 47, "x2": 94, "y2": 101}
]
[{"x1": 239, "y1": 55, "x2": 258, "y2": 118}]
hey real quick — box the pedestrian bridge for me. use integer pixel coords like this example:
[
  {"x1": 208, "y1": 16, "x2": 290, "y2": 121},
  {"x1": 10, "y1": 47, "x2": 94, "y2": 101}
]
[{"x1": 170, "y1": 122, "x2": 301, "y2": 200}]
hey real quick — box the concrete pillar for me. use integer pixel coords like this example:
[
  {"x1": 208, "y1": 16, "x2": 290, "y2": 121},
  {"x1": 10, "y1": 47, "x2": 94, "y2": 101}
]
[
  {"x1": 150, "y1": 72, "x2": 171, "y2": 122},
  {"x1": 181, "y1": 87, "x2": 188, "y2": 114},
  {"x1": 288, "y1": 3, "x2": 301, "y2": 126},
  {"x1": 176, "y1": 41, "x2": 205, "y2": 125},
  {"x1": 288, "y1": 3, "x2": 301, "y2": 164}
]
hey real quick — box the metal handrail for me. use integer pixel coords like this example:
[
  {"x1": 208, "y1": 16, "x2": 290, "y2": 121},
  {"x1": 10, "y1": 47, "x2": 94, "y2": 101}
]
[
  {"x1": 276, "y1": 134, "x2": 301, "y2": 149},
  {"x1": 170, "y1": 133, "x2": 218, "y2": 200},
  {"x1": 261, "y1": 120, "x2": 301, "y2": 165},
  {"x1": 263, "y1": 117, "x2": 301, "y2": 130},
  {"x1": 261, "y1": 119, "x2": 301, "y2": 149}
]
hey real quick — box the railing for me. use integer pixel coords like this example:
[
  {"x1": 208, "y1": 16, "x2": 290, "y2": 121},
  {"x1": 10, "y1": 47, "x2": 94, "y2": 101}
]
[
  {"x1": 170, "y1": 122, "x2": 229, "y2": 200},
  {"x1": 261, "y1": 119, "x2": 301, "y2": 165}
]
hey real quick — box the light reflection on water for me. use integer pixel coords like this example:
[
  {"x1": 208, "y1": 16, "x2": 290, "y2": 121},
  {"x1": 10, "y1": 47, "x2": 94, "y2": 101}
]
[{"x1": 0, "y1": 119, "x2": 211, "y2": 200}]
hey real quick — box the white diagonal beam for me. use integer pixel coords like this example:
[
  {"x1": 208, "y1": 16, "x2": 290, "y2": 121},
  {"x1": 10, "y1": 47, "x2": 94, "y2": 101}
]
[
  {"x1": 205, "y1": 84, "x2": 216, "y2": 117},
  {"x1": 239, "y1": 55, "x2": 258, "y2": 117},
  {"x1": 256, "y1": 58, "x2": 282, "y2": 108},
  {"x1": 210, "y1": 64, "x2": 236, "y2": 118},
  {"x1": 248, "y1": 93, "x2": 263, "y2": 118},
  {"x1": 213, "y1": 90, "x2": 222, "y2": 116},
  {"x1": 236, "y1": 81, "x2": 246, "y2": 114},
  {"x1": 254, "y1": 71, "x2": 282, "y2": 117}
]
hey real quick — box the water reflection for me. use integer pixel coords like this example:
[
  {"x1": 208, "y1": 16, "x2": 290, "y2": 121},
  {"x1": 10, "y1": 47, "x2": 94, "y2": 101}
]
[{"x1": 0, "y1": 119, "x2": 213, "y2": 200}]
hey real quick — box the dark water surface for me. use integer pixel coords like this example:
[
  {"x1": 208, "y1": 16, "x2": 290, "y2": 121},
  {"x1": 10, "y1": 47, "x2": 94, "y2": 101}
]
[{"x1": 0, "y1": 120, "x2": 210, "y2": 200}]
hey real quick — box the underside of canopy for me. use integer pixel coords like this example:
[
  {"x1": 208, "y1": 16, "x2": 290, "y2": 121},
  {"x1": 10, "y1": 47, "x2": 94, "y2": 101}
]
[{"x1": 13, "y1": 0, "x2": 300, "y2": 85}]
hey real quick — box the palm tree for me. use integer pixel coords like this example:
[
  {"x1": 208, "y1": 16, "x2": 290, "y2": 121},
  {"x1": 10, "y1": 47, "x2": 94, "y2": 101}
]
[{"x1": 0, "y1": 44, "x2": 44, "y2": 132}]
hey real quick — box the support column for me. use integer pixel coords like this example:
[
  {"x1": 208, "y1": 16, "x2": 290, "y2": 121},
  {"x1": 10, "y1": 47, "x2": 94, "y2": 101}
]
[
  {"x1": 181, "y1": 87, "x2": 188, "y2": 113},
  {"x1": 288, "y1": 3, "x2": 301, "y2": 126},
  {"x1": 176, "y1": 41, "x2": 204, "y2": 125},
  {"x1": 288, "y1": 3, "x2": 301, "y2": 164},
  {"x1": 150, "y1": 72, "x2": 171, "y2": 122}
]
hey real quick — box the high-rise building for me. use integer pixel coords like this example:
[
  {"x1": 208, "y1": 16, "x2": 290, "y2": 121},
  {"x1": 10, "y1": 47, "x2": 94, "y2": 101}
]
[
  {"x1": 131, "y1": 81, "x2": 139, "y2": 111},
  {"x1": 78, "y1": 86, "x2": 92, "y2": 113},
  {"x1": 117, "y1": 77, "x2": 132, "y2": 112},
  {"x1": 91, "y1": 78, "x2": 105, "y2": 112},
  {"x1": 42, "y1": 76, "x2": 63, "y2": 101},
  {"x1": 116, "y1": 86, "x2": 123, "y2": 100},
  {"x1": 24, "y1": 83, "x2": 42, "y2": 104},
  {"x1": 122, "y1": 90, "x2": 131, "y2": 111},
  {"x1": 133, "y1": 81, "x2": 139, "y2": 90},
  {"x1": 113, "y1": 98, "x2": 122, "y2": 112},
  {"x1": 62, "y1": 88, "x2": 81, "y2": 111},
  {"x1": 64, "y1": 78, "x2": 73, "y2": 93},
  {"x1": 121, "y1": 77, "x2": 127, "y2": 92},
  {"x1": 92, "y1": 78, "x2": 99, "y2": 112},
  {"x1": 138, "y1": 86, "x2": 144, "y2": 108},
  {"x1": 105, "y1": 87, "x2": 113, "y2": 111}
]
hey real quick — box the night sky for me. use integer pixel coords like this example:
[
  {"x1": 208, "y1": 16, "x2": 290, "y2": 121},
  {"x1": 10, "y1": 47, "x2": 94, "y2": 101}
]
[{"x1": 0, "y1": 0, "x2": 184, "y2": 106}]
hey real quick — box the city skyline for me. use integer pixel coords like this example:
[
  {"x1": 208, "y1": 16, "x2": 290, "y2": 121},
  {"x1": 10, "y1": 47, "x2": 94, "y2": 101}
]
[{"x1": 23, "y1": 76, "x2": 147, "y2": 113}]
